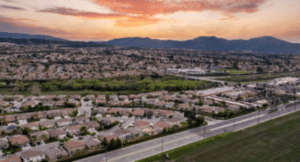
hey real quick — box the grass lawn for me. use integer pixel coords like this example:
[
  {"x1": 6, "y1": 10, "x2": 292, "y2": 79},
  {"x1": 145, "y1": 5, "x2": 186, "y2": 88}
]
[
  {"x1": 180, "y1": 122, "x2": 188, "y2": 126},
  {"x1": 216, "y1": 69, "x2": 254, "y2": 74},
  {"x1": 137, "y1": 110, "x2": 300, "y2": 162}
]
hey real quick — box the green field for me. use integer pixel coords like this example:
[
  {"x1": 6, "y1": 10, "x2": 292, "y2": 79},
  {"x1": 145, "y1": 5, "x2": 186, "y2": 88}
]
[
  {"x1": 216, "y1": 69, "x2": 254, "y2": 74},
  {"x1": 138, "y1": 110, "x2": 300, "y2": 162}
]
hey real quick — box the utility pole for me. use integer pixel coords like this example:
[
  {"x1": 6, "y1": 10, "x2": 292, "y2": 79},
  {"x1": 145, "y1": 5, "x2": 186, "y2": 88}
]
[
  {"x1": 203, "y1": 126, "x2": 206, "y2": 139},
  {"x1": 233, "y1": 119, "x2": 236, "y2": 131},
  {"x1": 257, "y1": 109, "x2": 260, "y2": 124},
  {"x1": 161, "y1": 136, "x2": 164, "y2": 154},
  {"x1": 105, "y1": 150, "x2": 107, "y2": 162}
]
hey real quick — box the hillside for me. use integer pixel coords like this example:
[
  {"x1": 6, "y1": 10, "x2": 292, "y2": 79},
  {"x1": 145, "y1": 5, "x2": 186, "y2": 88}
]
[
  {"x1": 0, "y1": 32, "x2": 66, "y2": 41},
  {"x1": 103, "y1": 36, "x2": 300, "y2": 54}
]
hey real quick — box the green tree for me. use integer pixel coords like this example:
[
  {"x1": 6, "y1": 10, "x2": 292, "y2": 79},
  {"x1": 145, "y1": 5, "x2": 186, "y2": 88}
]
[
  {"x1": 116, "y1": 138, "x2": 122, "y2": 149},
  {"x1": 107, "y1": 138, "x2": 116, "y2": 151},
  {"x1": 195, "y1": 116, "x2": 205, "y2": 126},
  {"x1": 22, "y1": 127, "x2": 32, "y2": 137},
  {"x1": 80, "y1": 126, "x2": 88, "y2": 135},
  {"x1": 102, "y1": 137, "x2": 108, "y2": 148}
]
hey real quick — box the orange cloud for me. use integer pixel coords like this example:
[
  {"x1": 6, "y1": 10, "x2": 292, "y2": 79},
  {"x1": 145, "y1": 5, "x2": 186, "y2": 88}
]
[
  {"x1": 92, "y1": 0, "x2": 268, "y2": 16},
  {"x1": 0, "y1": 16, "x2": 111, "y2": 39},
  {"x1": 37, "y1": 6, "x2": 165, "y2": 27},
  {"x1": 37, "y1": 7, "x2": 125, "y2": 19},
  {"x1": 115, "y1": 16, "x2": 162, "y2": 27}
]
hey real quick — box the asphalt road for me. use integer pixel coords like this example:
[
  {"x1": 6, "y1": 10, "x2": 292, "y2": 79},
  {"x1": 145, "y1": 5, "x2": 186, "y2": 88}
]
[{"x1": 75, "y1": 104, "x2": 300, "y2": 162}]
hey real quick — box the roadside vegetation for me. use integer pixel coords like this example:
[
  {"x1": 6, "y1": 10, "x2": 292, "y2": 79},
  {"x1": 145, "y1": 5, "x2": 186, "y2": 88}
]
[
  {"x1": 215, "y1": 69, "x2": 254, "y2": 74},
  {"x1": 0, "y1": 75, "x2": 218, "y2": 95},
  {"x1": 137, "y1": 109, "x2": 300, "y2": 162},
  {"x1": 219, "y1": 71, "x2": 300, "y2": 83}
]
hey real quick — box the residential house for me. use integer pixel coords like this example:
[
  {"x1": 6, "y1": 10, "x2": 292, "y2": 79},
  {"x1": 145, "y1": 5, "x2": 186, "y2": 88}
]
[
  {"x1": 101, "y1": 117, "x2": 116, "y2": 125},
  {"x1": 203, "y1": 99, "x2": 213, "y2": 105},
  {"x1": 68, "y1": 99, "x2": 79, "y2": 106},
  {"x1": 165, "y1": 102, "x2": 175, "y2": 108},
  {"x1": 22, "y1": 122, "x2": 39, "y2": 131},
  {"x1": 132, "y1": 109, "x2": 144, "y2": 117},
  {"x1": 153, "y1": 122, "x2": 172, "y2": 132},
  {"x1": 108, "y1": 100, "x2": 120, "y2": 106},
  {"x1": 9, "y1": 135, "x2": 30, "y2": 147},
  {"x1": 96, "y1": 95, "x2": 106, "y2": 100},
  {"x1": 22, "y1": 101, "x2": 37, "y2": 109},
  {"x1": 99, "y1": 135, "x2": 118, "y2": 142},
  {"x1": 54, "y1": 101, "x2": 65, "y2": 108},
  {"x1": 106, "y1": 108, "x2": 120, "y2": 115},
  {"x1": 39, "y1": 120, "x2": 56, "y2": 129},
  {"x1": 227, "y1": 104, "x2": 241, "y2": 112},
  {"x1": 126, "y1": 128, "x2": 141, "y2": 138},
  {"x1": 0, "y1": 138, "x2": 9, "y2": 150},
  {"x1": 47, "y1": 110, "x2": 61, "y2": 119},
  {"x1": 0, "y1": 101, "x2": 8, "y2": 107},
  {"x1": 66, "y1": 125, "x2": 82, "y2": 135},
  {"x1": 93, "y1": 107, "x2": 108, "y2": 116},
  {"x1": 64, "y1": 140, "x2": 85, "y2": 156},
  {"x1": 75, "y1": 117, "x2": 90, "y2": 124},
  {"x1": 120, "y1": 101, "x2": 131, "y2": 106},
  {"x1": 0, "y1": 156, "x2": 21, "y2": 162},
  {"x1": 69, "y1": 95, "x2": 81, "y2": 101},
  {"x1": 109, "y1": 95, "x2": 119, "y2": 101},
  {"x1": 119, "y1": 95, "x2": 128, "y2": 101},
  {"x1": 61, "y1": 108, "x2": 73, "y2": 118},
  {"x1": 150, "y1": 91, "x2": 162, "y2": 97},
  {"x1": 42, "y1": 101, "x2": 55, "y2": 109},
  {"x1": 57, "y1": 95, "x2": 67, "y2": 101},
  {"x1": 84, "y1": 138, "x2": 101, "y2": 149},
  {"x1": 129, "y1": 94, "x2": 139, "y2": 100},
  {"x1": 166, "y1": 118, "x2": 182, "y2": 126},
  {"x1": 30, "y1": 131, "x2": 49, "y2": 144},
  {"x1": 83, "y1": 121, "x2": 100, "y2": 132},
  {"x1": 21, "y1": 150, "x2": 45, "y2": 162},
  {"x1": 178, "y1": 104, "x2": 190, "y2": 110},
  {"x1": 159, "y1": 110, "x2": 173, "y2": 118},
  {"x1": 45, "y1": 146, "x2": 68, "y2": 161},
  {"x1": 16, "y1": 113, "x2": 32, "y2": 124},
  {"x1": 44, "y1": 95, "x2": 57, "y2": 101},
  {"x1": 133, "y1": 120, "x2": 149, "y2": 129},
  {"x1": 4, "y1": 115, "x2": 16, "y2": 125},
  {"x1": 47, "y1": 129, "x2": 66, "y2": 139},
  {"x1": 146, "y1": 99, "x2": 158, "y2": 106},
  {"x1": 119, "y1": 109, "x2": 132, "y2": 116},
  {"x1": 114, "y1": 129, "x2": 132, "y2": 140},
  {"x1": 56, "y1": 118, "x2": 72, "y2": 127},
  {"x1": 155, "y1": 101, "x2": 166, "y2": 108},
  {"x1": 85, "y1": 95, "x2": 95, "y2": 101},
  {"x1": 96, "y1": 100, "x2": 106, "y2": 106}
]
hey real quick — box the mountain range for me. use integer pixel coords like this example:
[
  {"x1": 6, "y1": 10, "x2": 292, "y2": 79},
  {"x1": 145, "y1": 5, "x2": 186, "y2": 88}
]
[
  {"x1": 103, "y1": 36, "x2": 300, "y2": 54},
  {"x1": 1, "y1": 32, "x2": 300, "y2": 54},
  {"x1": 0, "y1": 32, "x2": 66, "y2": 41}
]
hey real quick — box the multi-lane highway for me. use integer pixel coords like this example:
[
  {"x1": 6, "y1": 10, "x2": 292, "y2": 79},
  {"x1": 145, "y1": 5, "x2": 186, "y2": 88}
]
[{"x1": 75, "y1": 104, "x2": 300, "y2": 162}]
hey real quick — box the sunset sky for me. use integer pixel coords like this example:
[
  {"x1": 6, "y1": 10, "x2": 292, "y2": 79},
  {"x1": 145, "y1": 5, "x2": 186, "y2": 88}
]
[{"x1": 0, "y1": 0, "x2": 299, "y2": 42}]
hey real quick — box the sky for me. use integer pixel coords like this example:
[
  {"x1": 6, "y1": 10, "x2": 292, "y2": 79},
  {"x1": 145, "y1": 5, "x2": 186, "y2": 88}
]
[{"x1": 0, "y1": 0, "x2": 299, "y2": 42}]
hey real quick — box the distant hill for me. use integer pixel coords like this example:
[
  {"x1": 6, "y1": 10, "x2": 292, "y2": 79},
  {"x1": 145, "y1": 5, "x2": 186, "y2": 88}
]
[
  {"x1": 0, "y1": 37, "x2": 111, "y2": 48},
  {"x1": 0, "y1": 32, "x2": 66, "y2": 41},
  {"x1": 103, "y1": 36, "x2": 300, "y2": 54}
]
